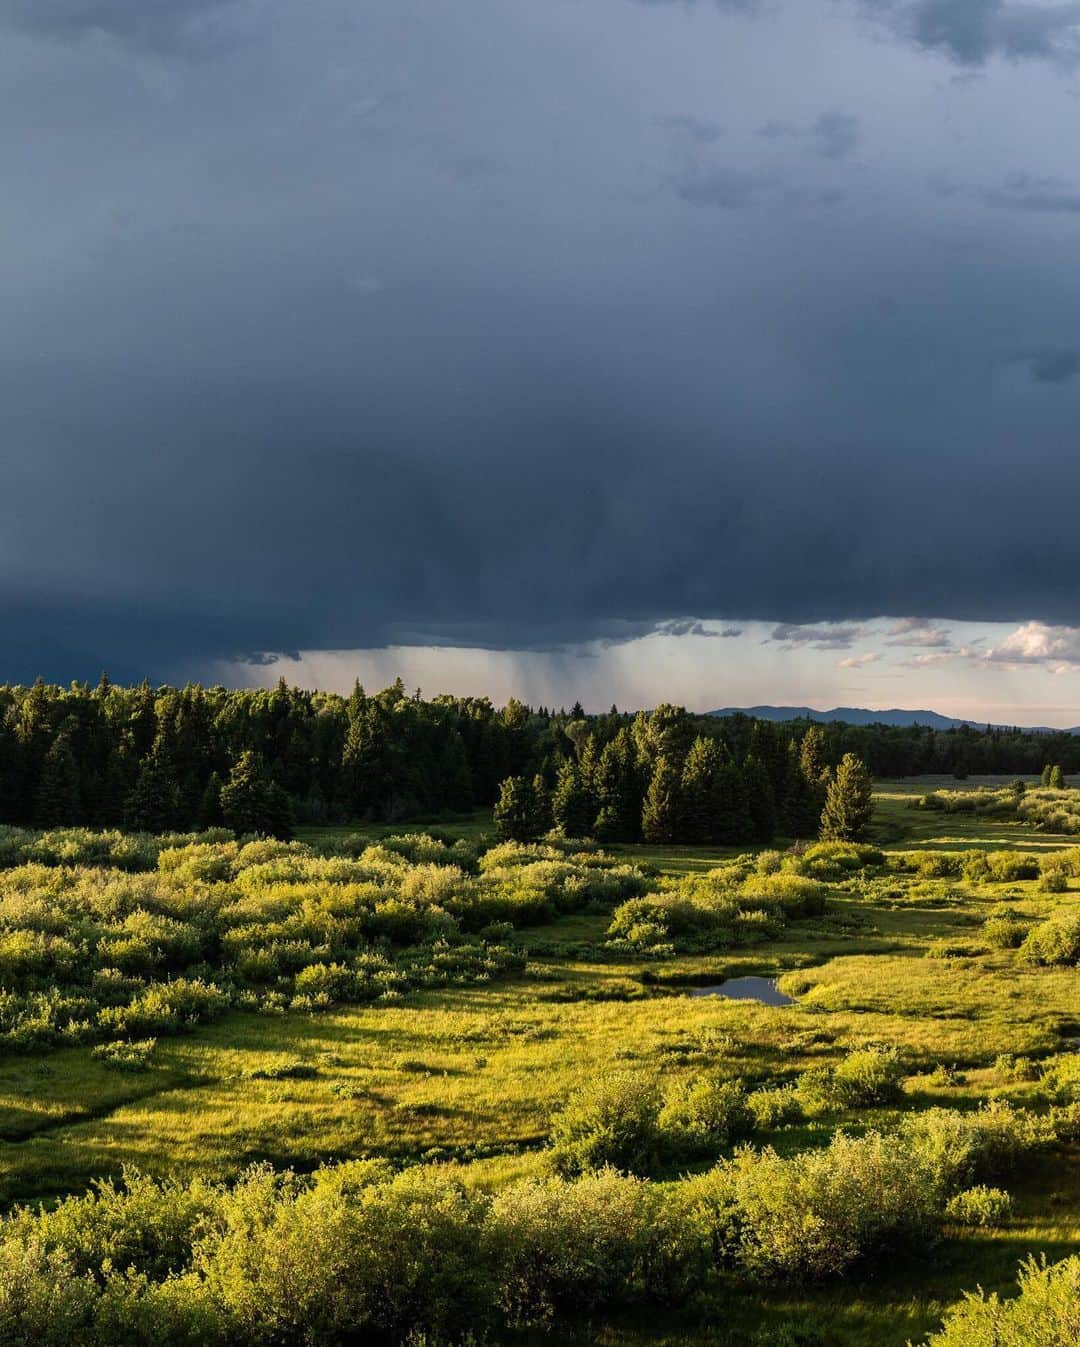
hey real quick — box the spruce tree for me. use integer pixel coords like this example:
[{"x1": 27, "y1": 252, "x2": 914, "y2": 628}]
[
  {"x1": 125, "y1": 755, "x2": 179, "y2": 833},
  {"x1": 493, "y1": 775, "x2": 541, "y2": 842},
  {"x1": 551, "y1": 759, "x2": 596, "y2": 838},
  {"x1": 641, "y1": 755, "x2": 681, "y2": 844},
  {"x1": 820, "y1": 753, "x2": 873, "y2": 842},
  {"x1": 742, "y1": 755, "x2": 776, "y2": 844},
  {"x1": 220, "y1": 751, "x2": 293, "y2": 839},
  {"x1": 680, "y1": 737, "x2": 724, "y2": 844},
  {"x1": 1042, "y1": 763, "x2": 1053, "y2": 787},
  {"x1": 199, "y1": 771, "x2": 224, "y2": 828},
  {"x1": 800, "y1": 726, "x2": 829, "y2": 785},
  {"x1": 1049, "y1": 764, "x2": 1065, "y2": 789},
  {"x1": 594, "y1": 729, "x2": 642, "y2": 842},
  {"x1": 715, "y1": 759, "x2": 753, "y2": 844},
  {"x1": 35, "y1": 733, "x2": 81, "y2": 826}
]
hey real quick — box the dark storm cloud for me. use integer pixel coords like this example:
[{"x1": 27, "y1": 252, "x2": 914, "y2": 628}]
[
  {"x1": 5, "y1": 0, "x2": 1080, "y2": 684},
  {"x1": 674, "y1": 164, "x2": 764, "y2": 207},
  {"x1": 984, "y1": 172, "x2": 1080, "y2": 211},
  {"x1": 0, "y1": 0, "x2": 242, "y2": 55},
  {"x1": 863, "y1": 0, "x2": 1080, "y2": 66},
  {"x1": 1024, "y1": 348, "x2": 1080, "y2": 382},
  {"x1": 770, "y1": 625, "x2": 865, "y2": 651},
  {"x1": 812, "y1": 110, "x2": 859, "y2": 160},
  {"x1": 655, "y1": 114, "x2": 725, "y2": 144}
]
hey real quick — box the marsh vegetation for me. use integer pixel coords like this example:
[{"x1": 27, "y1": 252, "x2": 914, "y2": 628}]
[{"x1": 0, "y1": 688, "x2": 1076, "y2": 1344}]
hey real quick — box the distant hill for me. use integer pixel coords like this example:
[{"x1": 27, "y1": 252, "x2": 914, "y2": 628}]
[{"x1": 707, "y1": 705, "x2": 1080, "y2": 734}]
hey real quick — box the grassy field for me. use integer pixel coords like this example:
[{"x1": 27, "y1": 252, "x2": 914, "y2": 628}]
[{"x1": 0, "y1": 778, "x2": 1077, "y2": 1344}]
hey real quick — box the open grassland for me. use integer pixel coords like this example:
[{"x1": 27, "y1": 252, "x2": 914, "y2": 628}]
[{"x1": 0, "y1": 786, "x2": 1077, "y2": 1345}]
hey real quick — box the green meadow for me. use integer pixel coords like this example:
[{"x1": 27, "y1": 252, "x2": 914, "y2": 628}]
[{"x1": 0, "y1": 778, "x2": 1077, "y2": 1345}]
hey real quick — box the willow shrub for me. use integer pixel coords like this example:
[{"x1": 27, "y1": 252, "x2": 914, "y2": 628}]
[
  {"x1": 922, "y1": 1254, "x2": 1080, "y2": 1347},
  {"x1": 1020, "y1": 909, "x2": 1080, "y2": 966},
  {"x1": 548, "y1": 1072, "x2": 663, "y2": 1177}
]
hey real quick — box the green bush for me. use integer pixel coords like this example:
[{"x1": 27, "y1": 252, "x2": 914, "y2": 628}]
[
  {"x1": 921, "y1": 1254, "x2": 1080, "y2": 1346},
  {"x1": 657, "y1": 1076, "x2": 753, "y2": 1156},
  {"x1": 0, "y1": 1239, "x2": 96, "y2": 1345},
  {"x1": 984, "y1": 851, "x2": 1040, "y2": 883},
  {"x1": 730, "y1": 1129, "x2": 934, "y2": 1278},
  {"x1": 944, "y1": 1185, "x2": 1012, "y2": 1228},
  {"x1": 548, "y1": 1073, "x2": 662, "y2": 1177},
  {"x1": 488, "y1": 1169, "x2": 697, "y2": 1325},
  {"x1": 92, "y1": 1038, "x2": 157, "y2": 1073},
  {"x1": 1020, "y1": 910, "x2": 1080, "y2": 966},
  {"x1": 983, "y1": 916, "x2": 1027, "y2": 950},
  {"x1": 746, "y1": 1085, "x2": 804, "y2": 1130},
  {"x1": 830, "y1": 1045, "x2": 905, "y2": 1107}
]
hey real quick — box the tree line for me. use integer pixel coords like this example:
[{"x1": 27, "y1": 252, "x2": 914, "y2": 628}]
[
  {"x1": 0, "y1": 675, "x2": 1052, "y2": 837},
  {"x1": 495, "y1": 712, "x2": 873, "y2": 847},
  {"x1": 0, "y1": 677, "x2": 546, "y2": 835}
]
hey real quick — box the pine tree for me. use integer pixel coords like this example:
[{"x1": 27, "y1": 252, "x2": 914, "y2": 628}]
[
  {"x1": 782, "y1": 739, "x2": 821, "y2": 838},
  {"x1": 199, "y1": 771, "x2": 224, "y2": 828},
  {"x1": 680, "y1": 737, "x2": 724, "y2": 844},
  {"x1": 800, "y1": 726, "x2": 829, "y2": 785},
  {"x1": 715, "y1": 759, "x2": 753, "y2": 844},
  {"x1": 1049, "y1": 764, "x2": 1066, "y2": 789},
  {"x1": 551, "y1": 759, "x2": 596, "y2": 838},
  {"x1": 125, "y1": 755, "x2": 179, "y2": 833},
  {"x1": 641, "y1": 755, "x2": 681, "y2": 844},
  {"x1": 220, "y1": 751, "x2": 294, "y2": 838},
  {"x1": 594, "y1": 729, "x2": 642, "y2": 842},
  {"x1": 1041, "y1": 763, "x2": 1053, "y2": 787},
  {"x1": 35, "y1": 733, "x2": 81, "y2": 826},
  {"x1": 820, "y1": 753, "x2": 873, "y2": 841},
  {"x1": 531, "y1": 773, "x2": 552, "y2": 836},
  {"x1": 493, "y1": 775, "x2": 541, "y2": 842},
  {"x1": 742, "y1": 754, "x2": 776, "y2": 844}
]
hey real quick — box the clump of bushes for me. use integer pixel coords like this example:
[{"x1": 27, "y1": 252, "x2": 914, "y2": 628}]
[
  {"x1": 549, "y1": 1073, "x2": 662, "y2": 1177},
  {"x1": 944, "y1": 1185, "x2": 1012, "y2": 1228},
  {"x1": 605, "y1": 863, "x2": 831, "y2": 956},
  {"x1": 657, "y1": 1077, "x2": 754, "y2": 1157},
  {"x1": 921, "y1": 1254, "x2": 1080, "y2": 1346},
  {"x1": 91, "y1": 1038, "x2": 157, "y2": 1072},
  {"x1": 0, "y1": 831, "x2": 647, "y2": 1055},
  {"x1": 1019, "y1": 910, "x2": 1080, "y2": 966},
  {"x1": 983, "y1": 914, "x2": 1028, "y2": 950},
  {"x1": 0, "y1": 1101, "x2": 1071, "y2": 1345}
]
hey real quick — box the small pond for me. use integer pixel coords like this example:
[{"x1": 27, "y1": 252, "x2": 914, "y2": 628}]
[{"x1": 687, "y1": 976, "x2": 795, "y2": 1006}]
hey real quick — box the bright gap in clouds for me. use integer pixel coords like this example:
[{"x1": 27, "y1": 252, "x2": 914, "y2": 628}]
[{"x1": 217, "y1": 617, "x2": 1080, "y2": 727}]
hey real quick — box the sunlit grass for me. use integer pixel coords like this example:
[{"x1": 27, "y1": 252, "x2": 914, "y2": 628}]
[{"x1": 0, "y1": 787, "x2": 1077, "y2": 1343}]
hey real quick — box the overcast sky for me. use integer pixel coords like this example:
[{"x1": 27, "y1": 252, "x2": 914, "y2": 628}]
[{"x1": 5, "y1": 0, "x2": 1080, "y2": 720}]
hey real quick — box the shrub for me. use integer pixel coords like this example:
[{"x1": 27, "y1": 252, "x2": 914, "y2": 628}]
[
  {"x1": 92, "y1": 1038, "x2": 157, "y2": 1073},
  {"x1": 98, "y1": 980, "x2": 229, "y2": 1037},
  {"x1": 944, "y1": 1185, "x2": 1013, "y2": 1228},
  {"x1": 731, "y1": 1129, "x2": 935, "y2": 1278},
  {"x1": 983, "y1": 916, "x2": 1027, "y2": 950},
  {"x1": 1038, "y1": 1054, "x2": 1080, "y2": 1104},
  {"x1": 984, "y1": 851, "x2": 1040, "y2": 883},
  {"x1": 915, "y1": 852, "x2": 962, "y2": 879},
  {"x1": 830, "y1": 1045, "x2": 905, "y2": 1107},
  {"x1": 488, "y1": 1169, "x2": 697, "y2": 1325},
  {"x1": 1040, "y1": 867, "x2": 1069, "y2": 894},
  {"x1": 790, "y1": 841, "x2": 883, "y2": 881},
  {"x1": 549, "y1": 1073, "x2": 662, "y2": 1177},
  {"x1": 902, "y1": 1102, "x2": 1033, "y2": 1198},
  {"x1": 921, "y1": 1254, "x2": 1080, "y2": 1346},
  {"x1": 0, "y1": 1239, "x2": 96, "y2": 1345},
  {"x1": 198, "y1": 1163, "x2": 490, "y2": 1345},
  {"x1": 746, "y1": 1085, "x2": 804, "y2": 1130},
  {"x1": 1020, "y1": 909, "x2": 1080, "y2": 966},
  {"x1": 657, "y1": 1077, "x2": 753, "y2": 1157},
  {"x1": 11, "y1": 1170, "x2": 221, "y2": 1281}
]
